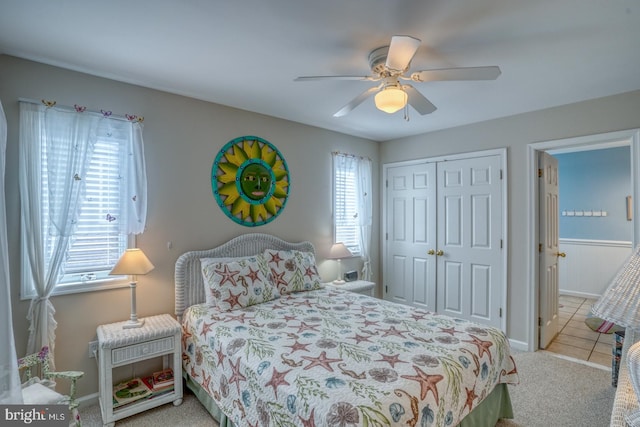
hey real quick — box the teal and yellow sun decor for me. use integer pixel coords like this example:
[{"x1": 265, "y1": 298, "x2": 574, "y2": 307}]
[{"x1": 212, "y1": 136, "x2": 290, "y2": 226}]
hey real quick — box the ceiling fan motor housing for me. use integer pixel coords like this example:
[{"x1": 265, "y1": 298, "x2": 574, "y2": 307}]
[{"x1": 368, "y1": 46, "x2": 392, "y2": 76}]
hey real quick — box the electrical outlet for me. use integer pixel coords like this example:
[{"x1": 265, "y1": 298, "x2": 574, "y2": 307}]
[{"x1": 88, "y1": 341, "x2": 98, "y2": 359}]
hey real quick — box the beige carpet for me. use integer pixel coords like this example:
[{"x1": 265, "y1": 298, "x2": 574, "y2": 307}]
[
  {"x1": 80, "y1": 350, "x2": 615, "y2": 427},
  {"x1": 497, "y1": 350, "x2": 614, "y2": 427},
  {"x1": 81, "y1": 392, "x2": 215, "y2": 427}
]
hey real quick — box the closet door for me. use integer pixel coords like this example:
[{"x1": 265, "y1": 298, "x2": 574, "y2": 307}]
[
  {"x1": 436, "y1": 155, "x2": 503, "y2": 328},
  {"x1": 384, "y1": 162, "x2": 437, "y2": 311}
]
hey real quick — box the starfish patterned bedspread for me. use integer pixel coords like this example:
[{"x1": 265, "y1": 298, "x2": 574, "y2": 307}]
[{"x1": 182, "y1": 287, "x2": 518, "y2": 427}]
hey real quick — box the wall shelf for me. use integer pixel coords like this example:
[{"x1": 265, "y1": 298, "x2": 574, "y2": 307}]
[{"x1": 561, "y1": 210, "x2": 608, "y2": 217}]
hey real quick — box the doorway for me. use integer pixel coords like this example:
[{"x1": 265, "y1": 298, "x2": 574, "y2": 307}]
[
  {"x1": 548, "y1": 294, "x2": 611, "y2": 367},
  {"x1": 527, "y1": 129, "x2": 640, "y2": 352},
  {"x1": 547, "y1": 145, "x2": 632, "y2": 365}
]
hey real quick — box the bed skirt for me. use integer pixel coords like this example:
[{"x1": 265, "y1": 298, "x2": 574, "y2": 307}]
[{"x1": 184, "y1": 371, "x2": 513, "y2": 427}]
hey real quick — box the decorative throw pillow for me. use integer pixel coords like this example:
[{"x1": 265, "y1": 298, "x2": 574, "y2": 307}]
[
  {"x1": 263, "y1": 249, "x2": 323, "y2": 295},
  {"x1": 201, "y1": 256, "x2": 279, "y2": 311},
  {"x1": 201, "y1": 257, "x2": 245, "y2": 305}
]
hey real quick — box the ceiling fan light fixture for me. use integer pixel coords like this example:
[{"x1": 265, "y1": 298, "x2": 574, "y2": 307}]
[
  {"x1": 295, "y1": 35, "x2": 499, "y2": 117},
  {"x1": 374, "y1": 86, "x2": 407, "y2": 114}
]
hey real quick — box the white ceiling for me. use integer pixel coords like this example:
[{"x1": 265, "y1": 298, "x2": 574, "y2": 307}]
[{"x1": 1, "y1": 0, "x2": 639, "y2": 142}]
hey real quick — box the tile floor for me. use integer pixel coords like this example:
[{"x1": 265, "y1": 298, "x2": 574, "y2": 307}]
[{"x1": 545, "y1": 295, "x2": 613, "y2": 368}]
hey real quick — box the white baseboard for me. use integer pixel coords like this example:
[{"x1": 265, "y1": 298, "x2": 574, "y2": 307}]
[
  {"x1": 559, "y1": 290, "x2": 601, "y2": 299},
  {"x1": 78, "y1": 392, "x2": 99, "y2": 408},
  {"x1": 508, "y1": 338, "x2": 529, "y2": 352}
]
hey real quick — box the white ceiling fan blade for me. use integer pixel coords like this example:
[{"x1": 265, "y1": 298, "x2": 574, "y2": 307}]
[
  {"x1": 403, "y1": 85, "x2": 437, "y2": 115},
  {"x1": 410, "y1": 66, "x2": 501, "y2": 82},
  {"x1": 333, "y1": 86, "x2": 380, "y2": 117},
  {"x1": 295, "y1": 75, "x2": 377, "y2": 82},
  {"x1": 385, "y1": 35, "x2": 421, "y2": 72}
]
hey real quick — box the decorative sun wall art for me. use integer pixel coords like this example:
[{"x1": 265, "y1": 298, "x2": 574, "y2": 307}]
[{"x1": 211, "y1": 136, "x2": 290, "y2": 227}]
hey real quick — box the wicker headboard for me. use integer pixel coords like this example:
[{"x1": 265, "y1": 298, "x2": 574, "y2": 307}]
[{"x1": 174, "y1": 233, "x2": 315, "y2": 320}]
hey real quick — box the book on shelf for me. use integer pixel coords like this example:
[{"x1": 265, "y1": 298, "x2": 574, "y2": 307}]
[
  {"x1": 141, "y1": 375, "x2": 174, "y2": 395},
  {"x1": 112, "y1": 378, "x2": 151, "y2": 408},
  {"x1": 151, "y1": 368, "x2": 174, "y2": 388}
]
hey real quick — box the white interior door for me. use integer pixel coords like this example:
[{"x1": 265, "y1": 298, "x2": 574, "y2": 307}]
[
  {"x1": 384, "y1": 162, "x2": 437, "y2": 311},
  {"x1": 436, "y1": 155, "x2": 503, "y2": 328},
  {"x1": 539, "y1": 151, "x2": 560, "y2": 349}
]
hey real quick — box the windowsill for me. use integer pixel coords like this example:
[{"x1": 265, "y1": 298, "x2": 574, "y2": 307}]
[{"x1": 20, "y1": 277, "x2": 132, "y2": 300}]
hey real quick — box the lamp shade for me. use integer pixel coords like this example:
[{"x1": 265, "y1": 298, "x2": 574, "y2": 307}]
[
  {"x1": 109, "y1": 248, "x2": 155, "y2": 276},
  {"x1": 328, "y1": 243, "x2": 352, "y2": 259},
  {"x1": 591, "y1": 244, "x2": 640, "y2": 329},
  {"x1": 374, "y1": 87, "x2": 407, "y2": 113}
]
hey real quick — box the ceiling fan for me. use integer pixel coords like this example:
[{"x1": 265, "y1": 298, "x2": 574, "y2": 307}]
[{"x1": 295, "y1": 35, "x2": 501, "y2": 118}]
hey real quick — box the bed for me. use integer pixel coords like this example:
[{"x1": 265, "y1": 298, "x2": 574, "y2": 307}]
[{"x1": 175, "y1": 233, "x2": 518, "y2": 426}]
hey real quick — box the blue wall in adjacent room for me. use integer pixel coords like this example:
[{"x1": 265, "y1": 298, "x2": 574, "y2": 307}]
[{"x1": 555, "y1": 146, "x2": 632, "y2": 241}]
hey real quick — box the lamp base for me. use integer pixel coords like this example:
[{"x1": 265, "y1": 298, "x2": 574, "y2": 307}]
[
  {"x1": 122, "y1": 319, "x2": 145, "y2": 329},
  {"x1": 333, "y1": 279, "x2": 346, "y2": 285}
]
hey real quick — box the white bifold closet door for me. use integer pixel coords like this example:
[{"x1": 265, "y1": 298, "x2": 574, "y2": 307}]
[{"x1": 384, "y1": 154, "x2": 504, "y2": 329}]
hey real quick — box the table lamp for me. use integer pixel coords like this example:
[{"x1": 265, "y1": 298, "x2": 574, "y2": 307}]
[
  {"x1": 328, "y1": 242, "x2": 352, "y2": 285},
  {"x1": 591, "y1": 245, "x2": 640, "y2": 425},
  {"x1": 110, "y1": 248, "x2": 155, "y2": 329}
]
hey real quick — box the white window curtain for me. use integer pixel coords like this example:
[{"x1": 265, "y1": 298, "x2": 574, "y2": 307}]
[
  {"x1": 19, "y1": 101, "x2": 147, "y2": 365},
  {"x1": 333, "y1": 152, "x2": 372, "y2": 280},
  {"x1": 357, "y1": 157, "x2": 373, "y2": 281},
  {"x1": 0, "y1": 100, "x2": 23, "y2": 404}
]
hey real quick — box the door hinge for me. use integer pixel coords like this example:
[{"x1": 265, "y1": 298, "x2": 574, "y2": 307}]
[
  {"x1": 385, "y1": 285, "x2": 388, "y2": 293},
  {"x1": 538, "y1": 317, "x2": 542, "y2": 326},
  {"x1": 386, "y1": 179, "x2": 388, "y2": 188},
  {"x1": 385, "y1": 232, "x2": 388, "y2": 240},
  {"x1": 538, "y1": 168, "x2": 543, "y2": 178},
  {"x1": 538, "y1": 243, "x2": 542, "y2": 253},
  {"x1": 500, "y1": 239, "x2": 503, "y2": 249},
  {"x1": 499, "y1": 308, "x2": 503, "y2": 318},
  {"x1": 499, "y1": 169, "x2": 503, "y2": 180}
]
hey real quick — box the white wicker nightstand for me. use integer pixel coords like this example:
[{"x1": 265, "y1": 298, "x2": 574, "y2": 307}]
[
  {"x1": 325, "y1": 280, "x2": 375, "y2": 297},
  {"x1": 96, "y1": 314, "x2": 183, "y2": 427}
]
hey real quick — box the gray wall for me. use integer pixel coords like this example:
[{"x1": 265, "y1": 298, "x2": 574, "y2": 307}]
[
  {"x1": 0, "y1": 55, "x2": 379, "y2": 398},
  {"x1": 555, "y1": 146, "x2": 632, "y2": 241},
  {"x1": 380, "y1": 89, "x2": 640, "y2": 347},
  {"x1": 4, "y1": 51, "x2": 640, "y2": 398}
]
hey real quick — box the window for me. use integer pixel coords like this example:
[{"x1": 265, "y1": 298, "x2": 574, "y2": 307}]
[
  {"x1": 20, "y1": 102, "x2": 147, "y2": 298},
  {"x1": 44, "y1": 135, "x2": 130, "y2": 291},
  {"x1": 333, "y1": 153, "x2": 361, "y2": 255}
]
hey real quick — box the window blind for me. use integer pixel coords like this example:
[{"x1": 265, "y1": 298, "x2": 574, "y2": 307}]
[
  {"x1": 43, "y1": 136, "x2": 127, "y2": 287},
  {"x1": 334, "y1": 156, "x2": 361, "y2": 255}
]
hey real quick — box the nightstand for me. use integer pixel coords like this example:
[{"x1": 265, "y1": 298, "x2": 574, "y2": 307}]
[
  {"x1": 97, "y1": 314, "x2": 183, "y2": 427},
  {"x1": 325, "y1": 280, "x2": 375, "y2": 296}
]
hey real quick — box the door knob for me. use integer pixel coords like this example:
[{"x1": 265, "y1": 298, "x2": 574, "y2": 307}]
[
  {"x1": 428, "y1": 249, "x2": 435, "y2": 255},
  {"x1": 436, "y1": 250, "x2": 444, "y2": 256},
  {"x1": 556, "y1": 252, "x2": 566, "y2": 258}
]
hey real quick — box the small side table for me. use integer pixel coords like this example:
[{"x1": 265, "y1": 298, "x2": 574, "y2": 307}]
[
  {"x1": 325, "y1": 280, "x2": 375, "y2": 297},
  {"x1": 97, "y1": 314, "x2": 183, "y2": 427}
]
